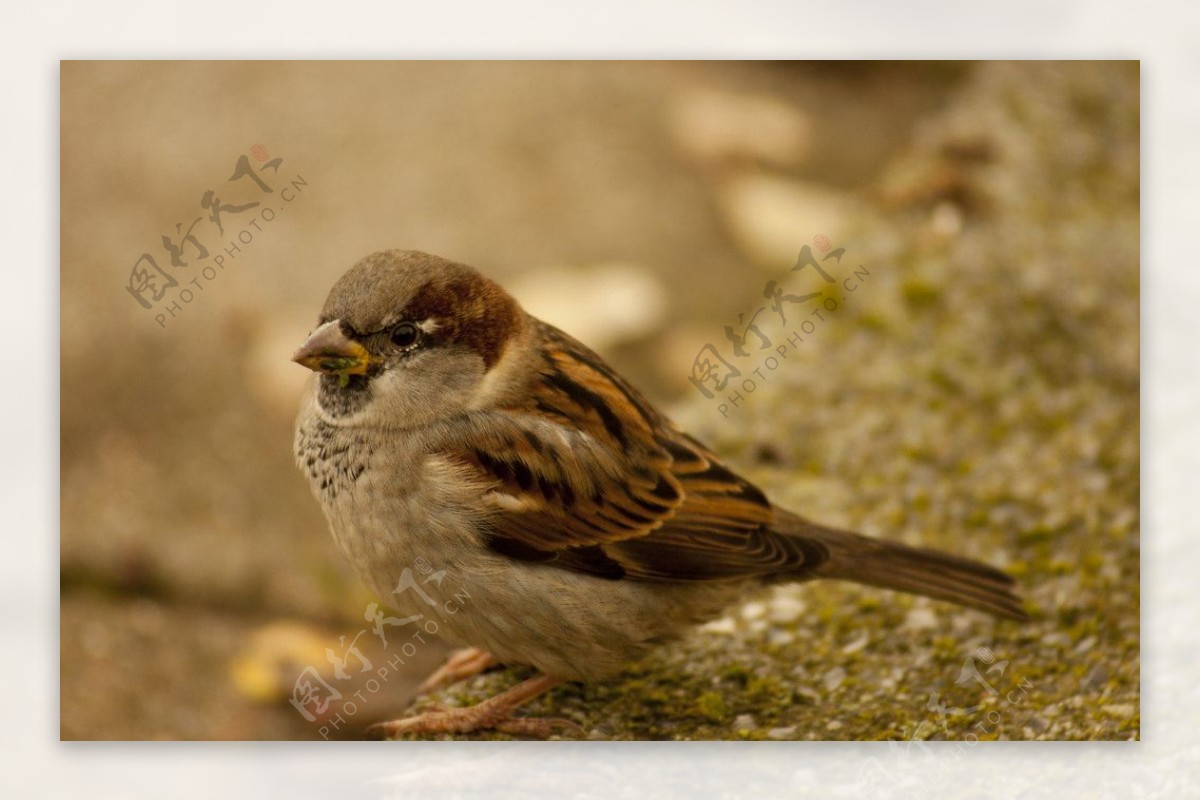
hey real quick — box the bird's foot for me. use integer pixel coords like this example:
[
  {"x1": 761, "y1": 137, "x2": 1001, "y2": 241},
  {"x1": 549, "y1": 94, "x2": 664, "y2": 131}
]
[
  {"x1": 369, "y1": 673, "x2": 580, "y2": 739},
  {"x1": 418, "y1": 647, "x2": 499, "y2": 694},
  {"x1": 368, "y1": 704, "x2": 580, "y2": 739}
]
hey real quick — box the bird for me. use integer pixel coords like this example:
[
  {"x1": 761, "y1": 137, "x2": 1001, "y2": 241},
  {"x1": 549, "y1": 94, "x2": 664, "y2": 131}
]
[{"x1": 291, "y1": 250, "x2": 1026, "y2": 738}]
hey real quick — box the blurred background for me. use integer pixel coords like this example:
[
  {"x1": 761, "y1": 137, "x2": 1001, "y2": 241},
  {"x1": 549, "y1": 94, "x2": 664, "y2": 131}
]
[{"x1": 61, "y1": 61, "x2": 1139, "y2": 740}]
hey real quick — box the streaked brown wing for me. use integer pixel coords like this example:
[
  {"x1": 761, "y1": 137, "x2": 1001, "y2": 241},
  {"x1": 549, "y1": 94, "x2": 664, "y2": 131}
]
[
  {"x1": 445, "y1": 322, "x2": 829, "y2": 582},
  {"x1": 603, "y1": 432, "x2": 829, "y2": 580}
]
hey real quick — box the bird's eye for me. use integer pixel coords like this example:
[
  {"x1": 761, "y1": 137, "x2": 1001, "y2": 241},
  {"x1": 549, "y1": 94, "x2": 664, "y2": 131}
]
[{"x1": 390, "y1": 322, "x2": 420, "y2": 349}]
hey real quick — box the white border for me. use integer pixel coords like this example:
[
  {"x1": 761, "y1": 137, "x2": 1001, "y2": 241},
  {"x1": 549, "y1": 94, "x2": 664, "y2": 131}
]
[{"x1": 8, "y1": 0, "x2": 1195, "y2": 796}]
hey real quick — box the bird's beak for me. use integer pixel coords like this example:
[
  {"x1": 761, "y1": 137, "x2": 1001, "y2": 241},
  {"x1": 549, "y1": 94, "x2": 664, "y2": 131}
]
[{"x1": 291, "y1": 320, "x2": 372, "y2": 375}]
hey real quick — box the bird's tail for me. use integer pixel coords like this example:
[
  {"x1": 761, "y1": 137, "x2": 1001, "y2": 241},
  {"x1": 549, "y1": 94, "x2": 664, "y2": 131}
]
[{"x1": 774, "y1": 511, "x2": 1028, "y2": 621}]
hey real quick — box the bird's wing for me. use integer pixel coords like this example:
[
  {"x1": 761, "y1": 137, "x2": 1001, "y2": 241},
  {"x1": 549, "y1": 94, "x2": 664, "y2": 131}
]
[{"x1": 440, "y1": 324, "x2": 830, "y2": 582}]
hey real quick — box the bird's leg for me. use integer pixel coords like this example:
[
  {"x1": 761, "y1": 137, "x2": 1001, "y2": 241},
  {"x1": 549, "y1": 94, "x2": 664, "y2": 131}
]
[
  {"x1": 419, "y1": 647, "x2": 499, "y2": 694},
  {"x1": 370, "y1": 673, "x2": 580, "y2": 739}
]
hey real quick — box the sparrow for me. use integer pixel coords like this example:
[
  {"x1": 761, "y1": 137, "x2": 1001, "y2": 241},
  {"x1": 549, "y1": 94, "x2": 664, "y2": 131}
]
[{"x1": 292, "y1": 250, "x2": 1026, "y2": 738}]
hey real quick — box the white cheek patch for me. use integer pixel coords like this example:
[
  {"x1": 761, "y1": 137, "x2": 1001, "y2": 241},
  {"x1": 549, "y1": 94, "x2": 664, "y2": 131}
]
[{"x1": 372, "y1": 361, "x2": 442, "y2": 410}]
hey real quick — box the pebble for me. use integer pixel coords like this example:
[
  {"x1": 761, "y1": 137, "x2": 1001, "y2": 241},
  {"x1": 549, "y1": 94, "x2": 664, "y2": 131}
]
[
  {"x1": 768, "y1": 726, "x2": 798, "y2": 740},
  {"x1": 701, "y1": 616, "x2": 737, "y2": 635},
  {"x1": 903, "y1": 606, "x2": 939, "y2": 631},
  {"x1": 823, "y1": 666, "x2": 847, "y2": 692},
  {"x1": 1083, "y1": 665, "x2": 1109, "y2": 690},
  {"x1": 668, "y1": 88, "x2": 811, "y2": 169},
  {"x1": 795, "y1": 686, "x2": 821, "y2": 704},
  {"x1": 841, "y1": 633, "x2": 870, "y2": 654},
  {"x1": 930, "y1": 201, "x2": 964, "y2": 237},
  {"x1": 508, "y1": 263, "x2": 667, "y2": 351},
  {"x1": 741, "y1": 601, "x2": 767, "y2": 620},
  {"x1": 1024, "y1": 715, "x2": 1050, "y2": 734},
  {"x1": 734, "y1": 714, "x2": 757, "y2": 730},
  {"x1": 716, "y1": 173, "x2": 852, "y2": 268},
  {"x1": 767, "y1": 629, "x2": 796, "y2": 646},
  {"x1": 1102, "y1": 703, "x2": 1135, "y2": 719},
  {"x1": 768, "y1": 595, "x2": 807, "y2": 624}
]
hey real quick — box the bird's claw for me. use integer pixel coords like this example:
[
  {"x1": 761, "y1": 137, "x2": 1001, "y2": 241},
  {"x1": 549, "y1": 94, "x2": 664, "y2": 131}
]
[{"x1": 368, "y1": 706, "x2": 582, "y2": 739}]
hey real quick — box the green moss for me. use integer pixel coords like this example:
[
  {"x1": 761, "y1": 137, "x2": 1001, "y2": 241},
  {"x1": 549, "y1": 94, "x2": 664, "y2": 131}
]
[
  {"x1": 856, "y1": 596, "x2": 882, "y2": 614},
  {"x1": 722, "y1": 664, "x2": 752, "y2": 686},
  {"x1": 693, "y1": 692, "x2": 729, "y2": 724},
  {"x1": 1017, "y1": 525, "x2": 1059, "y2": 545},
  {"x1": 857, "y1": 312, "x2": 890, "y2": 332},
  {"x1": 902, "y1": 279, "x2": 942, "y2": 309},
  {"x1": 1047, "y1": 559, "x2": 1075, "y2": 575},
  {"x1": 931, "y1": 635, "x2": 962, "y2": 660},
  {"x1": 1080, "y1": 551, "x2": 1105, "y2": 574}
]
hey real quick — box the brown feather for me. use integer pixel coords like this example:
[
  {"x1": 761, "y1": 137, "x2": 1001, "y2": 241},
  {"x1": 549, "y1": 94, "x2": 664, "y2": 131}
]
[
  {"x1": 449, "y1": 321, "x2": 830, "y2": 582},
  {"x1": 448, "y1": 319, "x2": 1024, "y2": 620}
]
